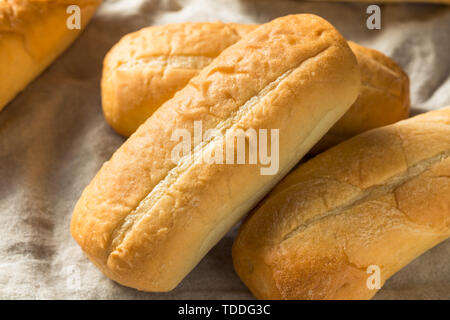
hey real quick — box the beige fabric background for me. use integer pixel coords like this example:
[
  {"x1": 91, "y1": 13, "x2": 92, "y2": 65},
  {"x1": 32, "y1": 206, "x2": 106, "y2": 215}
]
[{"x1": 0, "y1": 0, "x2": 449, "y2": 299}]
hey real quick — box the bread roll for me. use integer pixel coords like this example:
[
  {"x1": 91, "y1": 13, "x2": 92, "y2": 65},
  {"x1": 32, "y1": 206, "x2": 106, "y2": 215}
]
[
  {"x1": 311, "y1": 41, "x2": 409, "y2": 153},
  {"x1": 233, "y1": 107, "x2": 450, "y2": 300},
  {"x1": 102, "y1": 24, "x2": 409, "y2": 153},
  {"x1": 0, "y1": 0, "x2": 102, "y2": 111},
  {"x1": 71, "y1": 14, "x2": 360, "y2": 292},
  {"x1": 101, "y1": 22, "x2": 256, "y2": 136}
]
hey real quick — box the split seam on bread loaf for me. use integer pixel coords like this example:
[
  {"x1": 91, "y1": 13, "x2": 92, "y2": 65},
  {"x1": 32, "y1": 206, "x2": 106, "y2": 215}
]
[
  {"x1": 108, "y1": 45, "x2": 333, "y2": 256},
  {"x1": 281, "y1": 148, "x2": 450, "y2": 242}
]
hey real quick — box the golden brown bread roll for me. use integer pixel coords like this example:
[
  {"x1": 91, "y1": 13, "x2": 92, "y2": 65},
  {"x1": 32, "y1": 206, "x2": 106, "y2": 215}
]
[
  {"x1": 101, "y1": 22, "x2": 256, "y2": 137},
  {"x1": 0, "y1": 0, "x2": 102, "y2": 111},
  {"x1": 233, "y1": 107, "x2": 450, "y2": 300},
  {"x1": 101, "y1": 23, "x2": 409, "y2": 153},
  {"x1": 311, "y1": 41, "x2": 410, "y2": 153},
  {"x1": 71, "y1": 14, "x2": 360, "y2": 292}
]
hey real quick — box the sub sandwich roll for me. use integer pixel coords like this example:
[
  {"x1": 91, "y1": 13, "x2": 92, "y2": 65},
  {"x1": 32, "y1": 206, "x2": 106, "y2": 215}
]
[
  {"x1": 102, "y1": 23, "x2": 409, "y2": 151},
  {"x1": 311, "y1": 41, "x2": 409, "y2": 153},
  {"x1": 101, "y1": 22, "x2": 255, "y2": 136},
  {"x1": 71, "y1": 14, "x2": 360, "y2": 292},
  {"x1": 0, "y1": 0, "x2": 102, "y2": 111},
  {"x1": 233, "y1": 107, "x2": 450, "y2": 300}
]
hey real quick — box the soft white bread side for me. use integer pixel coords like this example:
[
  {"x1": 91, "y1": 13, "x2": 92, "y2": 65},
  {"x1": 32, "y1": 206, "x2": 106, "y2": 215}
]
[
  {"x1": 0, "y1": 0, "x2": 101, "y2": 111},
  {"x1": 71, "y1": 14, "x2": 360, "y2": 292},
  {"x1": 233, "y1": 107, "x2": 450, "y2": 300}
]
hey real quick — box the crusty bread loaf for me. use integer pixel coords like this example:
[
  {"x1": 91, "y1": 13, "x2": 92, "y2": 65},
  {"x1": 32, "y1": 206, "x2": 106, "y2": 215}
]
[
  {"x1": 233, "y1": 107, "x2": 450, "y2": 300},
  {"x1": 71, "y1": 14, "x2": 360, "y2": 292},
  {"x1": 101, "y1": 23, "x2": 409, "y2": 153},
  {"x1": 101, "y1": 22, "x2": 256, "y2": 136},
  {"x1": 310, "y1": 41, "x2": 410, "y2": 153},
  {"x1": 0, "y1": 0, "x2": 101, "y2": 111}
]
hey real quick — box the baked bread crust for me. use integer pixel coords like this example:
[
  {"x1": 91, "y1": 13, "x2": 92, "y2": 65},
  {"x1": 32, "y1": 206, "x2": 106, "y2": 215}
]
[
  {"x1": 233, "y1": 107, "x2": 450, "y2": 300},
  {"x1": 310, "y1": 41, "x2": 410, "y2": 153},
  {"x1": 101, "y1": 22, "x2": 256, "y2": 136},
  {"x1": 0, "y1": 0, "x2": 101, "y2": 111},
  {"x1": 71, "y1": 14, "x2": 360, "y2": 292},
  {"x1": 102, "y1": 23, "x2": 409, "y2": 152}
]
